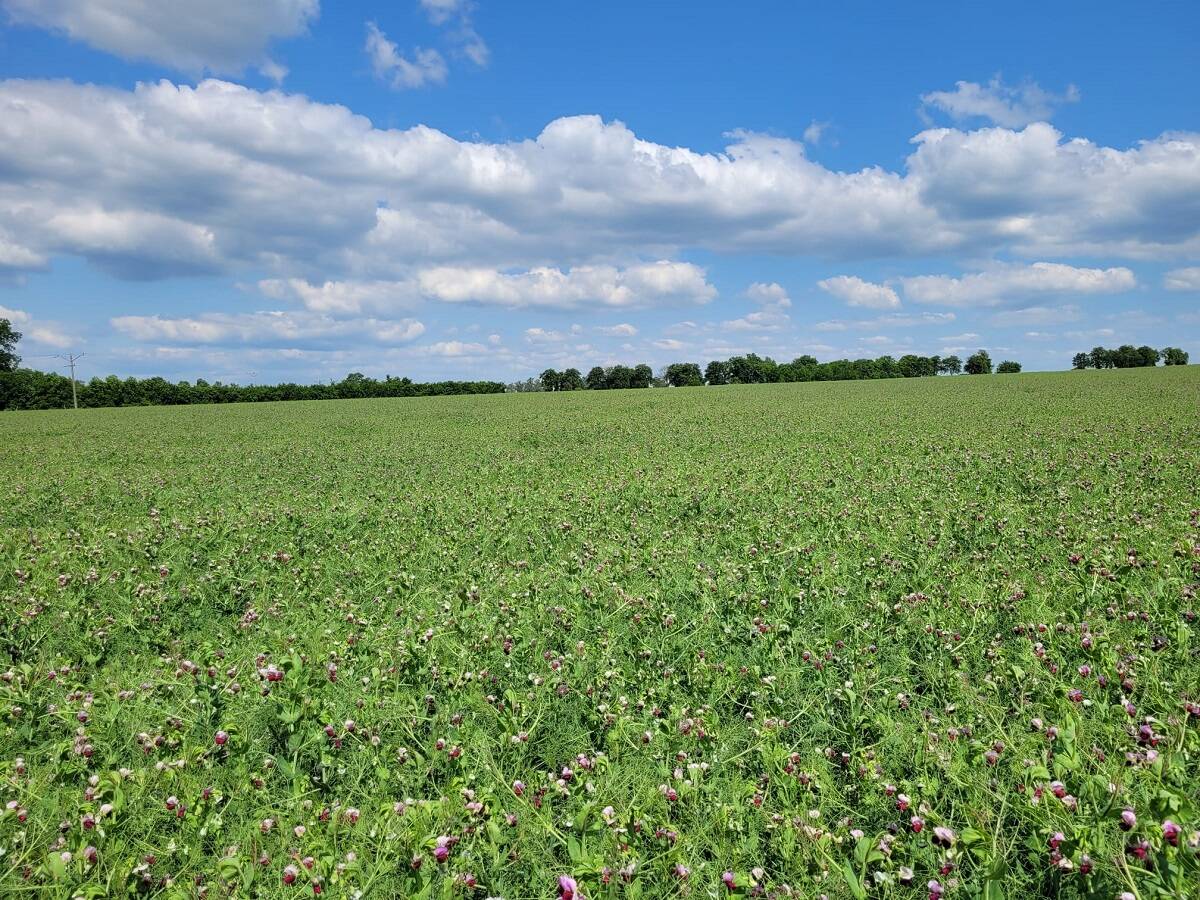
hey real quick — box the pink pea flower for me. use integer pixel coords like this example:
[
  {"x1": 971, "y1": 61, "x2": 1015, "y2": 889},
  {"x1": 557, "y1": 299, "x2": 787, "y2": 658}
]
[
  {"x1": 1163, "y1": 820, "x2": 1181, "y2": 846},
  {"x1": 434, "y1": 836, "x2": 452, "y2": 863}
]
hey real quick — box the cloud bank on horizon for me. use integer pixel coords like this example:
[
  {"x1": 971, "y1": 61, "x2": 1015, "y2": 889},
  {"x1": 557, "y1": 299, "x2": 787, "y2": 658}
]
[{"x1": 0, "y1": 0, "x2": 1196, "y2": 381}]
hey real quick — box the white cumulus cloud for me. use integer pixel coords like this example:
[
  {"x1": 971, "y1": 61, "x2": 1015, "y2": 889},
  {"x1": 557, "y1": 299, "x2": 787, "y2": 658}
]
[
  {"x1": 366, "y1": 23, "x2": 448, "y2": 90},
  {"x1": 2, "y1": 0, "x2": 317, "y2": 75},
  {"x1": 901, "y1": 262, "x2": 1135, "y2": 307},
  {"x1": 111, "y1": 311, "x2": 425, "y2": 346},
  {"x1": 921, "y1": 77, "x2": 1080, "y2": 128},
  {"x1": 417, "y1": 261, "x2": 715, "y2": 309},
  {"x1": 1164, "y1": 266, "x2": 1200, "y2": 291},
  {"x1": 817, "y1": 275, "x2": 901, "y2": 309},
  {"x1": 0, "y1": 78, "x2": 1195, "y2": 287}
]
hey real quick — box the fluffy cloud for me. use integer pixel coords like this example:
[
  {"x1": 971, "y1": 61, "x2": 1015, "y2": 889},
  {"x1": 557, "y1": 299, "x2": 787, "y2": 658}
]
[
  {"x1": 817, "y1": 275, "x2": 901, "y2": 309},
  {"x1": 0, "y1": 303, "x2": 73, "y2": 347},
  {"x1": 722, "y1": 281, "x2": 793, "y2": 331},
  {"x1": 1164, "y1": 266, "x2": 1200, "y2": 291},
  {"x1": 0, "y1": 78, "x2": 1197, "y2": 289},
  {"x1": 1, "y1": 0, "x2": 316, "y2": 76},
  {"x1": 597, "y1": 323, "x2": 638, "y2": 336},
  {"x1": 0, "y1": 232, "x2": 47, "y2": 270},
  {"x1": 365, "y1": 23, "x2": 447, "y2": 90},
  {"x1": 901, "y1": 262, "x2": 1135, "y2": 307},
  {"x1": 921, "y1": 77, "x2": 1080, "y2": 128},
  {"x1": 111, "y1": 311, "x2": 425, "y2": 346},
  {"x1": 418, "y1": 0, "x2": 488, "y2": 67},
  {"x1": 420, "y1": 340, "x2": 488, "y2": 357},
  {"x1": 259, "y1": 278, "x2": 419, "y2": 313},
  {"x1": 745, "y1": 282, "x2": 791, "y2": 308},
  {"x1": 906, "y1": 123, "x2": 1200, "y2": 257},
  {"x1": 417, "y1": 261, "x2": 716, "y2": 309}
]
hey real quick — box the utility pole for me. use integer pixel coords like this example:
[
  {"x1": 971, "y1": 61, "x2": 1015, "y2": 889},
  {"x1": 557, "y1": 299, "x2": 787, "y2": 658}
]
[{"x1": 55, "y1": 352, "x2": 85, "y2": 409}]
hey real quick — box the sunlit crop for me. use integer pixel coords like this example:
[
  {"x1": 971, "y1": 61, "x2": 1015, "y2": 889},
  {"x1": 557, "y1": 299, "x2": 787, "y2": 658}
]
[{"x1": 2, "y1": 368, "x2": 1198, "y2": 898}]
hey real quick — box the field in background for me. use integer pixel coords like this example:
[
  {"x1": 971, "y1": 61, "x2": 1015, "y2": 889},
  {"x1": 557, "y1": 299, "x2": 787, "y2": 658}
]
[{"x1": 2, "y1": 368, "x2": 1199, "y2": 898}]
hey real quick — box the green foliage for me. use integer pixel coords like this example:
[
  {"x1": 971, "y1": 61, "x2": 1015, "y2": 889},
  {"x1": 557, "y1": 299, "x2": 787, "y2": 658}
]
[
  {"x1": 577, "y1": 364, "x2": 655, "y2": 390},
  {"x1": 704, "y1": 359, "x2": 730, "y2": 385},
  {"x1": 997, "y1": 360, "x2": 1022, "y2": 374},
  {"x1": 2, "y1": 368, "x2": 1199, "y2": 897},
  {"x1": 1078, "y1": 344, "x2": 1181, "y2": 370},
  {"x1": 939, "y1": 355, "x2": 962, "y2": 375},
  {"x1": 965, "y1": 349, "x2": 993, "y2": 375},
  {"x1": 0, "y1": 368, "x2": 504, "y2": 411},
  {"x1": 664, "y1": 363, "x2": 703, "y2": 387},
  {"x1": 0, "y1": 317, "x2": 20, "y2": 372}
]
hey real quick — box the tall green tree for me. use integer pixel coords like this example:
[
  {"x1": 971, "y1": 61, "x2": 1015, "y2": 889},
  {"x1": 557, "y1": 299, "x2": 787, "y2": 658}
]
[
  {"x1": 585, "y1": 366, "x2": 607, "y2": 389},
  {"x1": 631, "y1": 363, "x2": 654, "y2": 388},
  {"x1": 964, "y1": 350, "x2": 993, "y2": 375},
  {"x1": 664, "y1": 362, "x2": 703, "y2": 386},
  {"x1": 1161, "y1": 347, "x2": 1189, "y2": 366},
  {"x1": 0, "y1": 317, "x2": 21, "y2": 372},
  {"x1": 938, "y1": 355, "x2": 962, "y2": 375},
  {"x1": 704, "y1": 360, "x2": 730, "y2": 385},
  {"x1": 539, "y1": 368, "x2": 561, "y2": 391}
]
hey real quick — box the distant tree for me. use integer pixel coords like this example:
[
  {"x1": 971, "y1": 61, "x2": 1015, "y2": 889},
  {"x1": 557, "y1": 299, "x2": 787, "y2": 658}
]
[
  {"x1": 704, "y1": 360, "x2": 730, "y2": 385},
  {"x1": 631, "y1": 363, "x2": 654, "y2": 388},
  {"x1": 606, "y1": 365, "x2": 634, "y2": 389},
  {"x1": 938, "y1": 355, "x2": 962, "y2": 375},
  {"x1": 560, "y1": 368, "x2": 584, "y2": 391},
  {"x1": 1161, "y1": 346, "x2": 1190, "y2": 366},
  {"x1": 664, "y1": 362, "x2": 703, "y2": 387},
  {"x1": 1136, "y1": 346, "x2": 1160, "y2": 367},
  {"x1": 727, "y1": 353, "x2": 778, "y2": 384},
  {"x1": 1071, "y1": 352, "x2": 1090, "y2": 370},
  {"x1": 0, "y1": 317, "x2": 21, "y2": 372},
  {"x1": 898, "y1": 354, "x2": 938, "y2": 378},
  {"x1": 874, "y1": 355, "x2": 900, "y2": 378},
  {"x1": 539, "y1": 368, "x2": 560, "y2": 391},
  {"x1": 997, "y1": 360, "x2": 1022, "y2": 374},
  {"x1": 1090, "y1": 346, "x2": 1114, "y2": 369},
  {"x1": 964, "y1": 350, "x2": 992, "y2": 375},
  {"x1": 585, "y1": 366, "x2": 607, "y2": 389},
  {"x1": 1111, "y1": 345, "x2": 1140, "y2": 368}
]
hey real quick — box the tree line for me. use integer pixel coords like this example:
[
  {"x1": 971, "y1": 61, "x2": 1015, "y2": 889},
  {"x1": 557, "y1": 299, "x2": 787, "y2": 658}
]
[
  {"x1": 0, "y1": 318, "x2": 503, "y2": 411},
  {"x1": 529, "y1": 350, "x2": 1020, "y2": 390},
  {"x1": 1071, "y1": 345, "x2": 1188, "y2": 369}
]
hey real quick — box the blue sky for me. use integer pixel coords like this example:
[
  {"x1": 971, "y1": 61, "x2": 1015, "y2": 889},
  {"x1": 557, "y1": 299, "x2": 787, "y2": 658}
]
[{"x1": 1, "y1": 0, "x2": 1197, "y2": 384}]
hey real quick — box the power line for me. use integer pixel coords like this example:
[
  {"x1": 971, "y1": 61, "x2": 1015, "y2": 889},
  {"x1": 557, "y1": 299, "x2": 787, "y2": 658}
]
[{"x1": 54, "y1": 352, "x2": 85, "y2": 409}]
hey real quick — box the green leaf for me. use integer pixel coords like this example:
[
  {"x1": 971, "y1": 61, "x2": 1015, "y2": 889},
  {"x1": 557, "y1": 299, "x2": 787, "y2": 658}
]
[{"x1": 840, "y1": 861, "x2": 867, "y2": 900}]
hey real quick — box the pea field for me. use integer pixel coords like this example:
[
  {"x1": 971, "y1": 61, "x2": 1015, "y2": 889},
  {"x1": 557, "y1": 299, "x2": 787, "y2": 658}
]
[{"x1": 2, "y1": 368, "x2": 1198, "y2": 899}]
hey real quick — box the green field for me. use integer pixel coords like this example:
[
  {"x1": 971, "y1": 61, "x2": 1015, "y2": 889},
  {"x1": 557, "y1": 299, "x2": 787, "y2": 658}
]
[{"x1": 2, "y1": 368, "x2": 1199, "y2": 898}]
